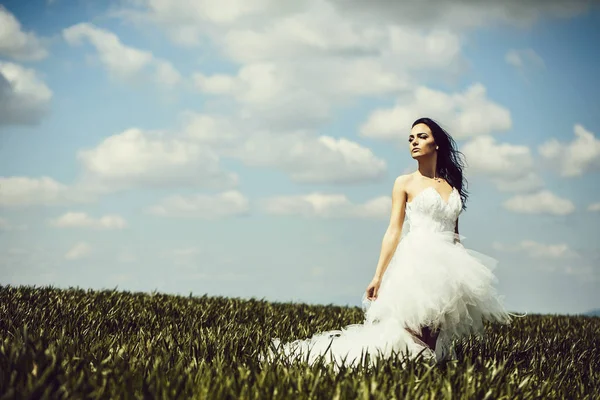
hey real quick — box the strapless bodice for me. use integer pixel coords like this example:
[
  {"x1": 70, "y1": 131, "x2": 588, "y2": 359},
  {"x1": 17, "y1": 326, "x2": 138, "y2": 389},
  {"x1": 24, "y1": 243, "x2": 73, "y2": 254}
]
[{"x1": 404, "y1": 187, "x2": 462, "y2": 234}]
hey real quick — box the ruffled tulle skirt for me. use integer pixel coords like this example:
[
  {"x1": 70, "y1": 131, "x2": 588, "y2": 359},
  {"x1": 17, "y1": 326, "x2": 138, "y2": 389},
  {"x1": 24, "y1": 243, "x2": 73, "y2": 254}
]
[{"x1": 259, "y1": 230, "x2": 519, "y2": 370}]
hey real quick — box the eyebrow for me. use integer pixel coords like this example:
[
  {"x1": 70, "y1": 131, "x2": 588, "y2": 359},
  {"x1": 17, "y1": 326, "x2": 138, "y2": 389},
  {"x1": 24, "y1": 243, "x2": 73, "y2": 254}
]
[{"x1": 409, "y1": 132, "x2": 428, "y2": 137}]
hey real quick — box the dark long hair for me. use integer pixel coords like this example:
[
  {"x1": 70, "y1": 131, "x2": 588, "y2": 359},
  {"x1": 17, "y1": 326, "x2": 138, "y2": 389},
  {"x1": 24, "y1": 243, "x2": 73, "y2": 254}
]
[{"x1": 412, "y1": 117, "x2": 469, "y2": 211}]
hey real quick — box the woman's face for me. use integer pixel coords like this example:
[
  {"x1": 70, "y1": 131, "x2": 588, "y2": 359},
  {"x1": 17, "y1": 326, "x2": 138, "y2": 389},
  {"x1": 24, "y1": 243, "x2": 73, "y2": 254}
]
[{"x1": 409, "y1": 123, "x2": 436, "y2": 159}]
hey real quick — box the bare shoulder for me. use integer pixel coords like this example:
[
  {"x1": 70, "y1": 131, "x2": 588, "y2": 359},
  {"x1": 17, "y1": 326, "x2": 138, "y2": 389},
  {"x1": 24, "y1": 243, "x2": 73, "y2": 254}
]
[
  {"x1": 393, "y1": 173, "x2": 415, "y2": 190},
  {"x1": 392, "y1": 174, "x2": 413, "y2": 199}
]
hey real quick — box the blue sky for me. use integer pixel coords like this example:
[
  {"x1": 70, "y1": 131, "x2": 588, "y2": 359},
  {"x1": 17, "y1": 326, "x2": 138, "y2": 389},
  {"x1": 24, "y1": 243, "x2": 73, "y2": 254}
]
[{"x1": 1, "y1": 0, "x2": 599, "y2": 315}]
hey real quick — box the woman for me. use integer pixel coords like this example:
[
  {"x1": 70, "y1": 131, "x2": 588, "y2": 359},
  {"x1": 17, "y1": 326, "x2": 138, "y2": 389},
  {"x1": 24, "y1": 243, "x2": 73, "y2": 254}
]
[{"x1": 260, "y1": 117, "x2": 523, "y2": 370}]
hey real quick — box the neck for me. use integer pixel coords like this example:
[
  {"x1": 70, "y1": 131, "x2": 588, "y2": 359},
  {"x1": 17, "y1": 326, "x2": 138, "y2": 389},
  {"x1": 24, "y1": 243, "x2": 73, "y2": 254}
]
[{"x1": 417, "y1": 156, "x2": 438, "y2": 179}]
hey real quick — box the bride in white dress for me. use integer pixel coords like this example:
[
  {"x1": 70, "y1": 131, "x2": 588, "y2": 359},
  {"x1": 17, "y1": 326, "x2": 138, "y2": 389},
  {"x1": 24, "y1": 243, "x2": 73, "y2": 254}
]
[{"x1": 260, "y1": 117, "x2": 523, "y2": 370}]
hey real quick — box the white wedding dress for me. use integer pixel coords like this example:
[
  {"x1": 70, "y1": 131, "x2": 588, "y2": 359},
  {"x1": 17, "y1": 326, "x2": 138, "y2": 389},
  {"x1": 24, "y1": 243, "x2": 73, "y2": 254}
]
[{"x1": 260, "y1": 186, "x2": 521, "y2": 370}]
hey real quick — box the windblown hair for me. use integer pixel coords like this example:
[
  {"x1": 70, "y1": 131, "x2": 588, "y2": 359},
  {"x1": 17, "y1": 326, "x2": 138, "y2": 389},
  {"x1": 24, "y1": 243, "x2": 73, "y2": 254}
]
[{"x1": 412, "y1": 117, "x2": 469, "y2": 211}]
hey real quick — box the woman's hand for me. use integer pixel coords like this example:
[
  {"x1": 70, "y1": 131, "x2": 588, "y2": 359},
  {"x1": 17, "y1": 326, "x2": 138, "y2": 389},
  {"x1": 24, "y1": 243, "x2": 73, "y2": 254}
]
[{"x1": 365, "y1": 276, "x2": 382, "y2": 300}]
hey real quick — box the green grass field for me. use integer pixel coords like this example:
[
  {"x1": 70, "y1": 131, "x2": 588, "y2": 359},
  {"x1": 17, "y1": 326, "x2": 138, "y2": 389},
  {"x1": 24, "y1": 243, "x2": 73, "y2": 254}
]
[{"x1": 1, "y1": 285, "x2": 598, "y2": 399}]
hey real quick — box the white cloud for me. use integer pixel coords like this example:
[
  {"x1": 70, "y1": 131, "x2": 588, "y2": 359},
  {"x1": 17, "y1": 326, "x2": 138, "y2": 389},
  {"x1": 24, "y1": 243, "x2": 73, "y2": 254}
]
[
  {"x1": 493, "y1": 240, "x2": 578, "y2": 259},
  {"x1": 219, "y1": 9, "x2": 463, "y2": 69},
  {"x1": 492, "y1": 240, "x2": 598, "y2": 282},
  {"x1": 194, "y1": 59, "x2": 411, "y2": 130},
  {"x1": 225, "y1": 131, "x2": 387, "y2": 184},
  {"x1": 119, "y1": 0, "x2": 297, "y2": 38},
  {"x1": 119, "y1": 0, "x2": 593, "y2": 47},
  {"x1": 260, "y1": 192, "x2": 390, "y2": 219},
  {"x1": 220, "y1": 5, "x2": 383, "y2": 64},
  {"x1": 588, "y1": 202, "x2": 600, "y2": 212},
  {"x1": 492, "y1": 239, "x2": 596, "y2": 281},
  {"x1": 0, "y1": 61, "x2": 52, "y2": 127},
  {"x1": 115, "y1": 0, "x2": 593, "y2": 133},
  {"x1": 463, "y1": 136, "x2": 532, "y2": 174},
  {"x1": 63, "y1": 23, "x2": 151, "y2": 77},
  {"x1": 538, "y1": 124, "x2": 600, "y2": 177},
  {"x1": 0, "y1": 6, "x2": 48, "y2": 61},
  {"x1": 193, "y1": 73, "x2": 236, "y2": 95},
  {"x1": 0, "y1": 217, "x2": 27, "y2": 231},
  {"x1": 63, "y1": 23, "x2": 181, "y2": 87},
  {"x1": 50, "y1": 212, "x2": 127, "y2": 229},
  {"x1": 0, "y1": 176, "x2": 91, "y2": 207},
  {"x1": 180, "y1": 112, "x2": 388, "y2": 184},
  {"x1": 65, "y1": 242, "x2": 92, "y2": 260},
  {"x1": 503, "y1": 190, "x2": 575, "y2": 215},
  {"x1": 505, "y1": 48, "x2": 545, "y2": 70},
  {"x1": 77, "y1": 128, "x2": 238, "y2": 191},
  {"x1": 326, "y1": 0, "x2": 592, "y2": 30},
  {"x1": 360, "y1": 84, "x2": 512, "y2": 141},
  {"x1": 148, "y1": 190, "x2": 250, "y2": 219},
  {"x1": 153, "y1": 59, "x2": 181, "y2": 86},
  {"x1": 125, "y1": 0, "x2": 472, "y2": 130},
  {"x1": 461, "y1": 135, "x2": 543, "y2": 192},
  {"x1": 180, "y1": 112, "x2": 240, "y2": 147},
  {"x1": 76, "y1": 113, "x2": 383, "y2": 190}
]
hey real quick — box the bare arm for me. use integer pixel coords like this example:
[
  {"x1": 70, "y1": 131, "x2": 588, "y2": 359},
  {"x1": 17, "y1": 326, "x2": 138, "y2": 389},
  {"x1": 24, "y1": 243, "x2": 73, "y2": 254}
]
[{"x1": 372, "y1": 176, "x2": 408, "y2": 280}]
